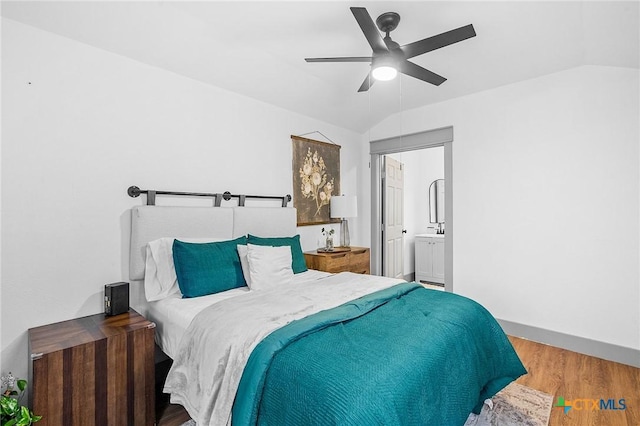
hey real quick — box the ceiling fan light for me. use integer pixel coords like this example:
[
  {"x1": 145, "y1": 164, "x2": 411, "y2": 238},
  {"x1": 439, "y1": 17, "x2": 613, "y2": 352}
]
[{"x1": 372, "y1": 65, "x2": 397, "y2": 81}]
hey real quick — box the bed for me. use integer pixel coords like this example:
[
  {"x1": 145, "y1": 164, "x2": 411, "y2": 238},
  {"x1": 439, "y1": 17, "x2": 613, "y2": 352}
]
[{"x1": 129, "y1": 205, "x2": 526, "y2": 426}]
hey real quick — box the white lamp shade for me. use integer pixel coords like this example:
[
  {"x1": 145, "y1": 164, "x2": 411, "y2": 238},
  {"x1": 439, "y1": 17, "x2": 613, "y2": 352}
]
[{"x1": 330, "y1": 195, "x2": 358, "y2": 218}]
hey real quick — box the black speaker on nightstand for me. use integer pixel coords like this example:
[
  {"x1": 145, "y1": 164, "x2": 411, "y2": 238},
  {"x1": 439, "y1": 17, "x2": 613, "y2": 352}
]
[{"x1": 104, "y1": 282, "x2": 129, "y2": 316}]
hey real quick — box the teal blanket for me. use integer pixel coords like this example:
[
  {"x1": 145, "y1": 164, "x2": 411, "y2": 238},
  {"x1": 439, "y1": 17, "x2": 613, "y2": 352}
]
[{"x1": 233, "y1": 283, "x2": 526, "y2": 426}]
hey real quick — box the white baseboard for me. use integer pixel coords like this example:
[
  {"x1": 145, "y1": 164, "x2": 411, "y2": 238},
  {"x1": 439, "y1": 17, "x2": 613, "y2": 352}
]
[{"x1": 498, "y1": 319, "x2": 640, "y2": 368}]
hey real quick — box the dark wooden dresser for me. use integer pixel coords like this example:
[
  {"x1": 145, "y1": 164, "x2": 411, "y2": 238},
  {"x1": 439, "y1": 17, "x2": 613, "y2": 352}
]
[{"x1": 28, "y1": 309, "x2": 155, "y2": 426}]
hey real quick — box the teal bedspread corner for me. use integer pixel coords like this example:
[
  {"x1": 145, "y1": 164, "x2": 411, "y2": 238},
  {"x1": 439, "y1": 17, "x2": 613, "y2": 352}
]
[{"x1": 232, "y1": 283, "x2": 526, "y2": 426}]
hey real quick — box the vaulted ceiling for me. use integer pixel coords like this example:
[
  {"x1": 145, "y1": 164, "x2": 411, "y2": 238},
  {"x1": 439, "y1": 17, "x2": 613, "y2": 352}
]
[{"x1": 2, "y1": 1, "x2": 638, "y2": 132}]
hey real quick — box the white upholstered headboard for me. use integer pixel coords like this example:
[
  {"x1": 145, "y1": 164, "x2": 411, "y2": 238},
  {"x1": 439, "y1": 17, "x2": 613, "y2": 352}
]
[{"x1": 129, "y1": 206, "x2": 297, "y2": 280}]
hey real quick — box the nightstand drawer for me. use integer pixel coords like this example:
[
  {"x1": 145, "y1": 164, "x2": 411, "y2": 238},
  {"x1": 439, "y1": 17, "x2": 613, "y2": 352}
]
[
  {"x1": 349, "y1": 248, "x2": 370, "y2": 274},
  {"x1": 318, "y1": 252, "x2": 350, "y2": 273}
]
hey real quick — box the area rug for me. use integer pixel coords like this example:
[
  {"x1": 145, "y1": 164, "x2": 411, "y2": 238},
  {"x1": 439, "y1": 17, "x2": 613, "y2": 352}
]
[
  {"x1": 179, "y1": 383, "x2": 553, "y2": 426},
  {"x1": 464, "y1": 382, "x2": 554, "y2": 426}
]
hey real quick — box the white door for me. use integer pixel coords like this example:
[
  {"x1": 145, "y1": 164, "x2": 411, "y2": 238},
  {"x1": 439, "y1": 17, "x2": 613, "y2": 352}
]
[
  {"x1": 414, "y1": 236, "x2": 432, "y2": 282},
  {"x1": 383, "y1": 156, "x2": 404, "y2": 279},
  {"x1": 432, "y1": 238, "x2": 445, "y2": 282}
]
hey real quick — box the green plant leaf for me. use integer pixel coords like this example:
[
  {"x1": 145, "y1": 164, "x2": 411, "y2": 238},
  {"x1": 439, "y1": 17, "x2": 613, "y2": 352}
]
[
  {"x1": 14, "y1": 407, "x2": 30, "y2": 426},
  {"x1": 1, "y1": 397, "x2": 17, "y2": 414},
  {"x1": 15, "y1": 382, "x2": 25, "y2": 394}
]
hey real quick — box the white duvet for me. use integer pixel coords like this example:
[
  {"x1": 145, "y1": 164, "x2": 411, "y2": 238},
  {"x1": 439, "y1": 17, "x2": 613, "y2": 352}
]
[{"x1": 163, "y1": 272, "x2": 404, "y2": 426}]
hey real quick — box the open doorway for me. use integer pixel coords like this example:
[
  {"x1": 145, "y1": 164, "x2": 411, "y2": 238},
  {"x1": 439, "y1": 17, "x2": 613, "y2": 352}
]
[
  {"x1": 383, "y1": 147, "x2": 445, "y2": 285},
  {"x1": 369, "y1": 126, "x2": 453, "y2": 292}
]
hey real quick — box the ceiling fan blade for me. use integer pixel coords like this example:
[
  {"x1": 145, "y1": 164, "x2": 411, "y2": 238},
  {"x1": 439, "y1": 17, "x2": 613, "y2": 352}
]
[
  {"x1": 350, "y1": 7, "x2": 388, "y2": 54},
  {"x1": 399, "y1": 61, "x2": 447, "y2": 86},
  {"x1": 358, "y1": 73, "x2": 375, "y2": 92},
  {"x1": 400, "y1": 24, "x2": 476, "y2": 59},
  {"x1": 305, "y1": 57, "x2": 372, "y2": 63}
]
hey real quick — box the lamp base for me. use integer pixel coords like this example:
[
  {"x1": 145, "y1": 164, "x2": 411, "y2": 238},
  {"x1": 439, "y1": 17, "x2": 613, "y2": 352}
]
[{"x1": 340, "y1": 218, "x2": 350, "y2": 247}]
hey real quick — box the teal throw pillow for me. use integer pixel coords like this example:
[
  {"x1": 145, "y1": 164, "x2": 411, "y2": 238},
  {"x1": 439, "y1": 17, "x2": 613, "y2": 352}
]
[
  {"x1": 247, "y1": 234, "x2": 308, "y2": 274},
  {"x1": 173, "y1": 236, "x2": 247, "y2": 298}
]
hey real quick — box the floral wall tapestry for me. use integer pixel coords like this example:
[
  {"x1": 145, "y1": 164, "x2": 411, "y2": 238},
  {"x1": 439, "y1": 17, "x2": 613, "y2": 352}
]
[{"x1": 292, "y1": 135, "x2": 341, "y2": 226}]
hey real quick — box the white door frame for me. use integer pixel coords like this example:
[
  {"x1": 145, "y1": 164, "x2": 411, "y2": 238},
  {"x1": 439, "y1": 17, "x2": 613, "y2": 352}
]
[{"x1": 370, "y1": 126, "x2": 454, "y2": 292}]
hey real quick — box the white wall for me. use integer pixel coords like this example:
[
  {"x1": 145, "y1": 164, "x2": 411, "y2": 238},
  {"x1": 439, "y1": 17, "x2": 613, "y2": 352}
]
[
  {"x1": 366, "y1": 65, "x2": 639, "y2": 351},
  {"x1": 388, "y1": 148, "x2": 444, "y2": 277},
  {"x1": 0, "y1": 17, "x2": 3, "y2": 373},
  {"x1": 0, "y1": 19, "x2": 364, "y2": 379}
]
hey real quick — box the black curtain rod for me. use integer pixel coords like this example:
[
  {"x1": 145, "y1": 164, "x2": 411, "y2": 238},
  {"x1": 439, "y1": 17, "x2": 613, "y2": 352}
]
[{"x1": 127, "y1": 186, "x2": 291, "y2": 207}]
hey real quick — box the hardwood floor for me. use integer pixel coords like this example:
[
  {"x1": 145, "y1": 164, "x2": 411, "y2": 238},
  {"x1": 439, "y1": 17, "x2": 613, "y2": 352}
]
[
  {"x1": 156, "y1": 336, "x2": 640, "y2": 426},
  {"x1": 510, "y1": 336, "x2": 640, "y2": 426},
  {"x1": 157, "y1": 402, "x2": 191, "y2": 426}
]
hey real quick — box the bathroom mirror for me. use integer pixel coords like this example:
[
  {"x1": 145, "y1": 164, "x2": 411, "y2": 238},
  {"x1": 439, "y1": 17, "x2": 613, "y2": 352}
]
[{"x1": 429, "y1": 179, "x2": 445, "y2": 224}]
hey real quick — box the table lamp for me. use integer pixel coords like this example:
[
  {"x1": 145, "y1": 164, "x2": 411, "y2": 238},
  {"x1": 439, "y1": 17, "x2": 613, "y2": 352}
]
[{"x1": 330, "y1": 195, "x2": 358, "y2": 247}]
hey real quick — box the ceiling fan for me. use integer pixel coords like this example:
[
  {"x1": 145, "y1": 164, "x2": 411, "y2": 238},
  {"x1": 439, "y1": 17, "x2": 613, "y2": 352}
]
[{"x1": 305, "y1": 7, "x2": 476, "y2": 92}]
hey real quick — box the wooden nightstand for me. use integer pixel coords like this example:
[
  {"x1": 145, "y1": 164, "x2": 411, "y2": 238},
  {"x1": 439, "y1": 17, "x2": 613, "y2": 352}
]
[
  {"x1": 304, "y1": 246, "x2": 370, "y2": 274},
  {"x1": 28, "y1": 309, "x2": 155, "y2": 426}
]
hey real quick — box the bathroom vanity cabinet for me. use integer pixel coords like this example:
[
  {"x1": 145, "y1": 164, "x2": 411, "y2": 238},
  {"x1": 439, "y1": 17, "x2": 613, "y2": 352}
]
[{"x1": 415, "y1": 234, "x2": 445, "y2": 284}]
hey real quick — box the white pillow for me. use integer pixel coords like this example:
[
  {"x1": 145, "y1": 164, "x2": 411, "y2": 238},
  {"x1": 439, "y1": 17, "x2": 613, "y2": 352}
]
[
  {"x1": 144, "y1": 237, "x2": 223, "y2": 302},
  {"x1": 236, "y1": 244, "x2": 251, "y2": 287},
  {"x1": 245, "y1": 244, "x2": 293, "y2": 291}
]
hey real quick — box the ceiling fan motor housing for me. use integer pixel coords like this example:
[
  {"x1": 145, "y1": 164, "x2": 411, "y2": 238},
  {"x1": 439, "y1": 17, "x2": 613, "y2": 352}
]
[{"x1": 376, "y1": 12, "x2": 400, "y2": 34}]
